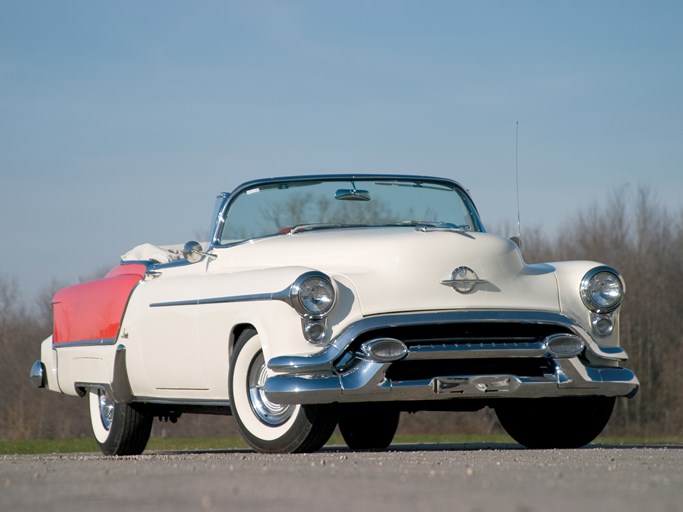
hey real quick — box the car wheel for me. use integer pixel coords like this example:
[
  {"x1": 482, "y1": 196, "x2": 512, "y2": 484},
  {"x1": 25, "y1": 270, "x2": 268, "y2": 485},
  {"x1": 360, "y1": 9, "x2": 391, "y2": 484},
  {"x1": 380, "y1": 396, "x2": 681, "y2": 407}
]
[
  {"x1": 229, "y1": 329, "x2": 337, "y2": 453},
  {"x1": 88, "y1": 387, "x2": 153, "y2": 456},
  {"x1": 494, "y1": 396, "x2": 616, "y2": 449},
  {"x1": 338, "y1": 404, "x2": 400, "y2": 450}
]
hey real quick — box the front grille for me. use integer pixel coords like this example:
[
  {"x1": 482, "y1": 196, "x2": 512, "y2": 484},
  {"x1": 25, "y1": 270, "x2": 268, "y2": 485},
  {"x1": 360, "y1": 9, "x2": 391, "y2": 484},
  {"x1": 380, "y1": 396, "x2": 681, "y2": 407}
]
[
  {"x1": 352, "y1": 322, "x2": 573, "y2": 348},
  {"x1": 343, "y1": 320, "x2": 570, "y2": 382},
  {"x1": 386, "y1": 358, "x2": 555, "y2": 381}
]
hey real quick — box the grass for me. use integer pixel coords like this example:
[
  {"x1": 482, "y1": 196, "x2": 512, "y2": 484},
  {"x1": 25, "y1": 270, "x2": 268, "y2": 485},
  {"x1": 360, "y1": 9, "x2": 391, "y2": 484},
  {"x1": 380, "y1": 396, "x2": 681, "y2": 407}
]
[
  {"x1": 0, "y1": 437, "x2": 248, "y2": 455},
  {"x1": 1, "y1": 435, "x2": 680, "y2": 455}
]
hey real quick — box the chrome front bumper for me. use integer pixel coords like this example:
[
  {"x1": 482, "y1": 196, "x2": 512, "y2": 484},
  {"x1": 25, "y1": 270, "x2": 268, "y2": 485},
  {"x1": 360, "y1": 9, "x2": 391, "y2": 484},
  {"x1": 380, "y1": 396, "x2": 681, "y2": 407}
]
[{"x1": 264, "y1": 311, "x2": 640, "y2": 405}]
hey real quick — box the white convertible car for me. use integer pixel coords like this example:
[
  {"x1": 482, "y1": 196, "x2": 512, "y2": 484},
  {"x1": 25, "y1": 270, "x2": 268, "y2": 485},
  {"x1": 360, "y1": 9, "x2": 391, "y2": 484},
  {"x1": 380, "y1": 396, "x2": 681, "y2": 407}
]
[{"x1": 30, "y1": 174, "x2": 639, "y2": 454}]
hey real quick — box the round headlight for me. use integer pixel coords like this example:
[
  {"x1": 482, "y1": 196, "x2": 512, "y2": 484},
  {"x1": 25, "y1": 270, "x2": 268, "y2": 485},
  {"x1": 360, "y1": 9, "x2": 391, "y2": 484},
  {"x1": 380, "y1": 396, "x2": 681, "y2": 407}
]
[
  {"x1": 291, "y1": 272, "x2": 335, "y2": 318},
  {"x1": 580, "y1": 268, "x2": 623, "y2": 313}
]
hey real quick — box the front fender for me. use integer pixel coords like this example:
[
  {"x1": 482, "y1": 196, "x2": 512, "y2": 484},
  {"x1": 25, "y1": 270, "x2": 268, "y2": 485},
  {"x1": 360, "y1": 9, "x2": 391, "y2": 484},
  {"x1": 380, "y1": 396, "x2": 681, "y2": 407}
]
[{"x1": 552, "y1": 260, "x2": 622, "y2": 347}]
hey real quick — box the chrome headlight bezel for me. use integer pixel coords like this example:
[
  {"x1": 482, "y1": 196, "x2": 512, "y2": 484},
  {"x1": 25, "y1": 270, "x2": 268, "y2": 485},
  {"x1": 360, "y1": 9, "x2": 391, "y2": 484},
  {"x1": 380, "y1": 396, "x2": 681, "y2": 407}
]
[
  {"x1": 580, "y1": 267, "x2": 624, "y2": 314},
  {"x1": 289, "y1": 272, "x2": 336, "y2": 320}
]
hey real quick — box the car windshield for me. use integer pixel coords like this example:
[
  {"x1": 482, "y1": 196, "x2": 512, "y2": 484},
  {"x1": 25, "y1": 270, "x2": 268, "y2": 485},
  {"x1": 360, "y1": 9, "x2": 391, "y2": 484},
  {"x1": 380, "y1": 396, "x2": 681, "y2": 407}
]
[{"x1": 218, "y1": 177, "x2": 482, "y2": 244}]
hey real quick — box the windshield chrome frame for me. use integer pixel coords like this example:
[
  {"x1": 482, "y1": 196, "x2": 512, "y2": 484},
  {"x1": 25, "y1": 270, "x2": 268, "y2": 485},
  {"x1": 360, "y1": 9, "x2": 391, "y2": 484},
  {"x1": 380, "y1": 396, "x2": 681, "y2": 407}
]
[{"x1": 209, "y1": 174, "x2": 484, "y2": 250}]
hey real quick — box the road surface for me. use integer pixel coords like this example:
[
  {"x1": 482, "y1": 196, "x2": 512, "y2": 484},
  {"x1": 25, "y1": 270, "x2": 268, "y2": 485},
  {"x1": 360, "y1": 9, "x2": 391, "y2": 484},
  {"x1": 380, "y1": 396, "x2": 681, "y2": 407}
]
[{"x1": 2, "y1": 443, "x2": 681, "y2": 512}]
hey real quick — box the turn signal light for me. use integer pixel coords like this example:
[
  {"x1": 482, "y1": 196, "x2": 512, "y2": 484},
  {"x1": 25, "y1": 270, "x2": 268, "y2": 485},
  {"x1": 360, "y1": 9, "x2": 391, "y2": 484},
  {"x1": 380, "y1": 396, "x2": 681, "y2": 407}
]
[{"x1": 360, "y1": 338, "x2": 409, "y2": 362}]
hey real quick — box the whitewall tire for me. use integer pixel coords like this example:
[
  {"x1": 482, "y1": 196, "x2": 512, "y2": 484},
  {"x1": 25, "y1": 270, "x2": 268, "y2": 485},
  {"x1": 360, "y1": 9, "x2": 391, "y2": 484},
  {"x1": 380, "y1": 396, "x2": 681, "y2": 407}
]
[
  {"x1": 229, "y1": 329, "x2": 336, "y2": 453},
  {"x1": 88, "y1": 387, "x2": 153, "y2": 456}
]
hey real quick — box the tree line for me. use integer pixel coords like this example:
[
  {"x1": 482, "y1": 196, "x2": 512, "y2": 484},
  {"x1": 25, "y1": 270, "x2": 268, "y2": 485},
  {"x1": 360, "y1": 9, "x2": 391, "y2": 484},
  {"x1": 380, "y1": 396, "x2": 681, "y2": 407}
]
[{"x1": 1, "y1": 186, "x2": 680, "y2": 439}]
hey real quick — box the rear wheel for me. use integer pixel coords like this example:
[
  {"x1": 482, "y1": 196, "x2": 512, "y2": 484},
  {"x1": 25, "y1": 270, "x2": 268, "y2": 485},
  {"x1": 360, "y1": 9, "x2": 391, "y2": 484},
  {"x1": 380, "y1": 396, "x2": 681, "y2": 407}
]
[
  {"x1": 229, "y1": 329, "x2": 337, "y2": 453},
  {"x1": 338, "y1": 404, "x2": 400, "y2": 450},
  {"x1": 88, "y1": 387, "x2": 152, "y2": 456},
  {"x1": 494, "y1": 396, "x2": 615, "y2": 449}
]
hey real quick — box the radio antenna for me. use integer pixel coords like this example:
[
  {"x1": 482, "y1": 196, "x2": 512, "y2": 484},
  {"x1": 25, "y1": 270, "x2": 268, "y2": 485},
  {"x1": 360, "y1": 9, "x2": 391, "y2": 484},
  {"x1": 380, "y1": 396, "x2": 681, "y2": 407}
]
[{"x1": 515, "y1": 121, "x2": 522, "y2": 240}]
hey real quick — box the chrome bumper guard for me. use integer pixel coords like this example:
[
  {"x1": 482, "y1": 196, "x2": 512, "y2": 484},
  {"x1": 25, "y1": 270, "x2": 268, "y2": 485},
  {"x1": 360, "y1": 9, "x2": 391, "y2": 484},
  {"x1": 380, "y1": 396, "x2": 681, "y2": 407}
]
[{"x1": 264, "y1": 311, "x2": 640, "y2": 405}]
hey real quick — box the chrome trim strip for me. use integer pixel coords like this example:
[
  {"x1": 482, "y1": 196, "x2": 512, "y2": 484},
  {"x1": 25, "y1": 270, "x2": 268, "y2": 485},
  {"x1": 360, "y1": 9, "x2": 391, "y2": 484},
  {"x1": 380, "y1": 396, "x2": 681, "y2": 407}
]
[
  {"x1": 149, "y1": 271, "x2": 336, "y2": 328},
  {"x1": 595, "y1": 346, "x2": 629, "y2": 359},
  {"x1": 404, "y1": 341, "x2": 548, "y2": 360},
  {"x1": 135, "y1": 398, "x2": 231, "y2": 408},
  {"x1": 53, "y1": 338, "x2": 117, "y2": 348},
  {"x1": 150, "y1": 291, "x2": 280, "y2": 308},
  {"x1": 72, "y1": 380, "x2": 230, "y2": 410},
  {"x1": 115, "y1": 260, "x2": 157, "y2": 269}
]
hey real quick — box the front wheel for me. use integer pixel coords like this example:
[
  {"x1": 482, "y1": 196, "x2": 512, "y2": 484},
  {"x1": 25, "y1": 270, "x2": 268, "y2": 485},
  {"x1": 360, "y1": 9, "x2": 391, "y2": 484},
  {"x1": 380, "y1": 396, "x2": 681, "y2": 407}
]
[
  {"x1": 88, "y1": 387, "x2": 153, "y2": 456},
  {"x1": 228, "y1": 329, "x2": 337, "y2": 453},
  {"x1": 338, "y1": 405, "x2": 400, "y2": 450},
  {"x1": 494, "y1": 396, "x2": 616, "y2": 449}
]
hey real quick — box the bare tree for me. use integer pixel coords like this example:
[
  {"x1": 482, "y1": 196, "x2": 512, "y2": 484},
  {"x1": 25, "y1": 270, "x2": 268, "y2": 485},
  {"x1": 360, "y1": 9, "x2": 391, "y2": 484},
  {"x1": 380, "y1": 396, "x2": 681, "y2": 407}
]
[
  {"x1": 522, "y1": 186, "x2": 683, "y2": 436},
  {"x1": 3, "y1": 186, "x2": 681, "y2": 439}
]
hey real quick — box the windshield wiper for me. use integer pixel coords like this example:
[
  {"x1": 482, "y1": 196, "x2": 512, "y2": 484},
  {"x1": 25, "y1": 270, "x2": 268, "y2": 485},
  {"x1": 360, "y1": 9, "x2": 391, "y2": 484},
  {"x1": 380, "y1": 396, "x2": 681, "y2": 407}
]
[
  {"x1": 283, "y1": 221, "x2": 472, "y2": 235},
  {"x1": 394, "y1": 220, "x2": 472, "y2": 231},
  {"x1": 392, "y1": 221, "x2": 475, "y2": 238},
  {"x1": 287, "y1": 223, "x2": 363, "y2": 234}
]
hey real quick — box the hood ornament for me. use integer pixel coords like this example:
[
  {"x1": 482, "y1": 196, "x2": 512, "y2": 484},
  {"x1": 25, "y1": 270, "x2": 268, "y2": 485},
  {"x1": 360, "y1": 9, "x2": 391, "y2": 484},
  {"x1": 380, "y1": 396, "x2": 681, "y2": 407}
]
[{"x1": 441, "y1": 266, "x2": 488, "y2": 294}]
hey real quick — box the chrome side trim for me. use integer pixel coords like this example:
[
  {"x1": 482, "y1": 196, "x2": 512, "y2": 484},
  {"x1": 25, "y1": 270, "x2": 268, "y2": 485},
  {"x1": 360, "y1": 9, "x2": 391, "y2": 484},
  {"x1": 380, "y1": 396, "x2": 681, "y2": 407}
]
[
  {"x1": 149, "y1": 273, "x2": 333, "y2": 315},
  {"x1": 150, "y1": 291, "x2": 279, "y2": 308},
  {"x1": 135, "y1": 397, "x2": 231, "y2": 409},
  {"x1": 149, "y1": 281, "x2": 299, "y2": 308},
  {"x1": 53, "y1": 338, "x2": 117, "y2": 349},
  {"x1": 72, "y1": 381, "x2": 231, "y2": 413}
]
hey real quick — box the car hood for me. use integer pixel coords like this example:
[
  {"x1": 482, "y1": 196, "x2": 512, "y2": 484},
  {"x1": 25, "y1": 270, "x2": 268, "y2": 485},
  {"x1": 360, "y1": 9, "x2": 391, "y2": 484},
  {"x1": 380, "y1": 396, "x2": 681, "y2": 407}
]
[{"x1": 216, "y1": 227, "x2": 560, "y2": 316}]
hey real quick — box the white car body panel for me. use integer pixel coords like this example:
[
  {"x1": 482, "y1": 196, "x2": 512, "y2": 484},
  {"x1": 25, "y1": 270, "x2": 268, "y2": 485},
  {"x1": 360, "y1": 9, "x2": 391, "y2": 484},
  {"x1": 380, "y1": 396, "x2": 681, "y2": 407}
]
[{"x1": 31, "y1": 174, "x2": 638, "y2": 454}]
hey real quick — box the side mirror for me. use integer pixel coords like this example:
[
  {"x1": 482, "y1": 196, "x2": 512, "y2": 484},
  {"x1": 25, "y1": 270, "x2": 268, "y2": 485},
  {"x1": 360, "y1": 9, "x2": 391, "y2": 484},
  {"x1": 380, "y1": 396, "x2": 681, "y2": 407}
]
[{"x1": 182, "y1": 241, "x2": 215, "y2": 263}]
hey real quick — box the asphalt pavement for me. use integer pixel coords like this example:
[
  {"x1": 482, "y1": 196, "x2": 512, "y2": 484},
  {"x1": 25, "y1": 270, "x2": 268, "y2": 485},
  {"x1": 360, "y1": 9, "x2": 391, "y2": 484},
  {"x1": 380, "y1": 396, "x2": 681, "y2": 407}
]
[{"x1": 2, "y1": 443, "x2": 681, "y2": 512}]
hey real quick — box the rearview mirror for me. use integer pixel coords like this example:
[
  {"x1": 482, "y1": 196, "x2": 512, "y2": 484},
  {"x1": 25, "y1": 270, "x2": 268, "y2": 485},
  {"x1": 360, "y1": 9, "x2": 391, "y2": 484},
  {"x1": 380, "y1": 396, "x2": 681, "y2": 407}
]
[{"x1": 335, "y1": 189, "x2": 371, "y2": 201}]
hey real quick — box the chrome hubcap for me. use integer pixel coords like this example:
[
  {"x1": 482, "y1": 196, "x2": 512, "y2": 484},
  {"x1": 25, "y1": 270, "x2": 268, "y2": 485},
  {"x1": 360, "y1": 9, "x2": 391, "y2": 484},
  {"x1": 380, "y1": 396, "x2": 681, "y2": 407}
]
[
  {"x1": 98, "y1": 389, "x2": 115, "y2": 431},
  {"x1": 248, "y1": 352, "x2": 294, "y2": 426}
]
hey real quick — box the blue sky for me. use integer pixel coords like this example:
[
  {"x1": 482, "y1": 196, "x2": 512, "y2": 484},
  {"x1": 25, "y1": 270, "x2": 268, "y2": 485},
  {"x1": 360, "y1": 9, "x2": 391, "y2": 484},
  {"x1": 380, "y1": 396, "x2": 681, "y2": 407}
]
[{"x1": 1, "y1": 1, "x2": 681, "y2": 302}]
